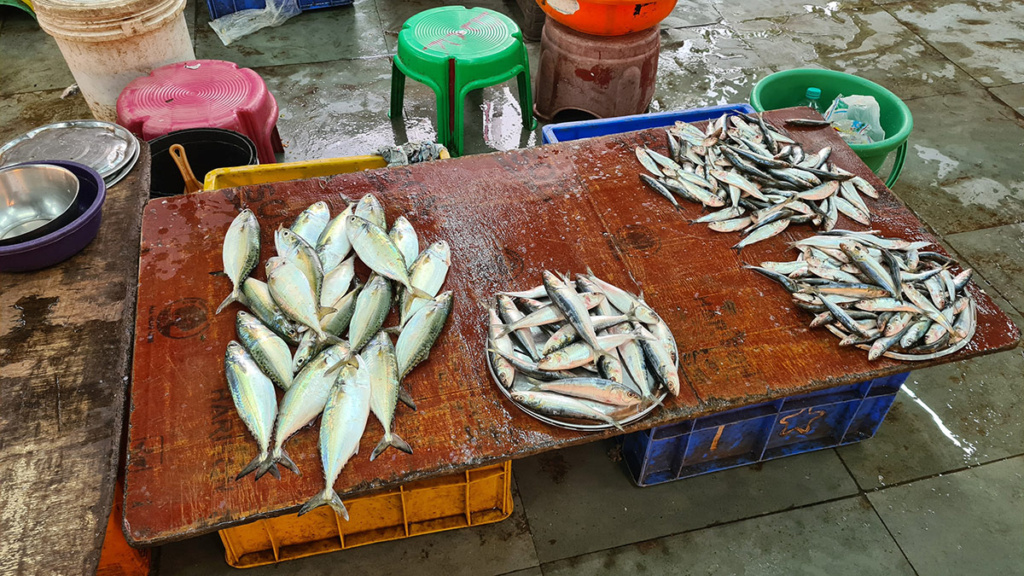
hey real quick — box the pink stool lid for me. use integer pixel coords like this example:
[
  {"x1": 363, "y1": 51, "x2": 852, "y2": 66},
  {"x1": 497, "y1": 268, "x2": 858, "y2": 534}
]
[{"x1": 117, "y1": 60, "x2": 280, "y2": 163}]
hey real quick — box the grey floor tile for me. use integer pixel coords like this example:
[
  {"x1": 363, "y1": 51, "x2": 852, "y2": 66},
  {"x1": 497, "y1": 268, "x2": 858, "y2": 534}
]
[
  {"x1": 500, "y1": 568, "x2": 543, "y2": 576},
  {"x1": 714, "y1": 0, "x2": 863, "y2": 23},
  {"x1": 947, "y1": 222, "x2": 1024, "y2": 316},
  {"x1": 541, "y1": 496, "x2": 915, "y2": 576},
  {"x1": 157, "y1": 480, "x2": 538, "y2": 576},
  {"x1": 0, "y1": 88, "x2": 92, "y2": 144},
  {"x1": 660, "y1": 0, "x2": 722, "y2": 29},
  {"x1": 991, "y1": 83, "x2": 1024, "y2": 118},
  {"x1": 0, "y1": 11, "x2": 75, "y2": 95},
  {"x1": 735, "y1": 7, "x2": 979, "y2": 100},
  {"x1": 375, "y1": 0, "x2": 447, "y2": 52},
  {"x1": 868, "y1": 456, "x2": 1024, "y2": 576},
  {"x1": 882, "y1": 88, "x2": 1024, "y2": 235},
  {"x1": 652, "y1": 24, "x2": 774, "y2": 113},
  {"x1": 195, "y1": 0, "x2": 389, "y2": 68},
  {"x1": 514, "y1": 440, "x2": 859, "y2": 564},
  {"x1": 889, "y1": 0, "x2": 1024, "y2": 87}
]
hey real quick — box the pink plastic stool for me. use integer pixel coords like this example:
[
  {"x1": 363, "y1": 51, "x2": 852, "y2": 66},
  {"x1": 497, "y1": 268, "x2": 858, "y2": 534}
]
[{"x1": 117, "y1": 60, "x2": 283, "y2": 164}]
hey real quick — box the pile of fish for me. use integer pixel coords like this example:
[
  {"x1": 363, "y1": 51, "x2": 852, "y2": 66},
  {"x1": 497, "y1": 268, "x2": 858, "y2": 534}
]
[
  {"x1": 487, "y1": 270, "x2": 679, "y2": 430},
  {"x1": 746, "y1": 230, "x2": 977, "y2": 361},
  {"x1": 218, "y1": 194, "x2": 453, "y2": 520},
  {"x1": 634, "y1": 112, "x2": 881, "y2": 251}
]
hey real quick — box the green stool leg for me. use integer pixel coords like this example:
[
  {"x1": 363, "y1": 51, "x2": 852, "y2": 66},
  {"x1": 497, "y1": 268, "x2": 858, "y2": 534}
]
[
  {"x1": 516, "y1": 43, "x2": 537, "y2": 130},
  {"x1": 389, "y1": 58, "x2": 406, "y2": 120},
  {"x1": 444, "y1": 58, "x2": 463, "y2": 157}
]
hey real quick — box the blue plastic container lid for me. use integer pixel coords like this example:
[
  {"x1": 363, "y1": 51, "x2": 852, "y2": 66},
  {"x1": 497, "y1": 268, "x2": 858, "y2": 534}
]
[{"x1": 805, "y1": 87, "x2": 822, "y2": 100}]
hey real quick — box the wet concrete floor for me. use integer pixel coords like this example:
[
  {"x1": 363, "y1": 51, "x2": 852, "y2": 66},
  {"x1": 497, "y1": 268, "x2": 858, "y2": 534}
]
[{"x1": 2, "y1": 0, "x2": 1022, "y2": 573}]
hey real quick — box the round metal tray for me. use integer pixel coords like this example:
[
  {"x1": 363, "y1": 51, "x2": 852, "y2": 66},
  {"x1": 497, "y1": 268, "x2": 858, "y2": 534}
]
[
  {"x1": 485, "y1": 299, "x2": 675, "y2": 432},
  {"x1": 0, "y1": 120, "x2": 138, "y2": 180}
]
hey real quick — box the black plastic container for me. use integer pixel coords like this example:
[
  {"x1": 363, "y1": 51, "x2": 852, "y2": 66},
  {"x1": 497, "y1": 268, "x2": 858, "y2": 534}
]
[{"x1": 149, "y1": 128, "x2": 258, "y2": 198}]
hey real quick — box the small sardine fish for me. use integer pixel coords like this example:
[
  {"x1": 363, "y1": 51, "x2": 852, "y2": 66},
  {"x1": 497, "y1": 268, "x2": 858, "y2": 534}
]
[
  {"x1": 494, "y1": 292, "x2": 606, "y2": 337},
  {"x1": 225, "y1": 341, "x2": 278, "y2": 480},
  {"x1": 365, "y1": 332, "x2": 414, "y2": 460},
  {"x1": 345, "y1": 215, "x2": 432, "y2": 300},
  {"x1": 511, "y1": 390, "x2": 622, "y2": 429},
  {"x1": 298, "y1": 358, "x2": 371, "y2": 519},
  {"x1": 542, "y1": 271, "x2": 608, "y2": 364},
  {"x1": 537, "y1": 329, "x2": 651, "y2": 370},
  {"x1": 396, "y1": 292, "x2": 453, "y2": 380},
  {"x1": 217, "y1": 209, "x2": 261, "y2": 314},
  {"x1": 237, "y1": 311, "x2": 293, "y2": 390},
  {"x1": 389, "y1": 216, "x2": 419, "y2": 268},
  {"x1": 316, "y1": 204, "x2": 354, "y2": 273},
  {"x1": 583, "y1": 270, "x2": 660, "y2": 324},
  {"x1": 267, "y1": 258, "x2": 333, "y2": 344},
  {"x1": 541, "y1": 310, "x2": 639, "y2": 356},
  {"x1": 290, "y1": 201, "x2": 331, "y2": 247},
  {"x1": 534, "y1": 377, "x2": 641, "y2": 407},
  {"x1": 487, "y1": 308, "x2": 517, "y2": 389},
  {"x1": 733, "y1": 218, "x2": 789, "y2": 252},
  {"x1": 354, "y1": 194, "x2": 386, "y2": 229},
  {"x1": 637, "y1": 326, "x2": 680, "y2": 396},
  {"x1": 349, "y1": 274, "x2": 393, "y2": 352},
  {"x1": 320, "y1": 256, "x2": 355, "y2": 309},
  {"x1": 613, "y1": 324, "x2": 655, "y2": 398},
  {"x1": 400, "y1": 241, "x2": 451, "y2": 327},
  {"x1": 497, "y1": 294, "x2": 542, "y2": 361},
  {"x1": 488, "y1": 347, "x2": 574, "y2": 381},
  {"x1": 242, "y1": 278, "x2": 302, "y2": 344},
  {"x1": 264, "y1": 343, "x2": 353, "y2": 478}
]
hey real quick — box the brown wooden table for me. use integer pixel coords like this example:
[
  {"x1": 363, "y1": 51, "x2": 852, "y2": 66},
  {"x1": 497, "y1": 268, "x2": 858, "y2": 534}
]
[
  {"x1": 0, "y1": 147, "x2": 150, "y2": 575},
  {"x1": 124, "y1": 109, "x2": 1019, "y2": 546}
]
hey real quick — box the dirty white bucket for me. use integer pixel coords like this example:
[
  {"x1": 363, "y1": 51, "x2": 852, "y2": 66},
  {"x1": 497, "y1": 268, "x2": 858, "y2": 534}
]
[{"x1": 33, "y1": 0, "x2": 195, "y2": 122}]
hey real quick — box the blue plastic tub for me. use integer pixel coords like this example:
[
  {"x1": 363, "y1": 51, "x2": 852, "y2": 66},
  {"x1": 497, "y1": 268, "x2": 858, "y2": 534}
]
[
  {"x1": 622, "y1": 373, "x2": 908, "y2": 487},
  {"x1": 541, "y1": 103, "x2": 757, "y2": 144},
  {"x1": 206, "y1": 0, "x2": 352, "y2": 21}
]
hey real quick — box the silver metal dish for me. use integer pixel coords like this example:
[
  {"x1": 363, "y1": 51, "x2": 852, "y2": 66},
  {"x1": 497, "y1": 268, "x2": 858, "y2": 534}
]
[
  {"x1": 103, "y1": 134, "x2": 140, "y2": 187},
  {"x1": 0, "y1": 120, "x2": 137, "y2": 180},
  {"x1": 0, "y1": 164, "x2": 80, "y2": 242}
]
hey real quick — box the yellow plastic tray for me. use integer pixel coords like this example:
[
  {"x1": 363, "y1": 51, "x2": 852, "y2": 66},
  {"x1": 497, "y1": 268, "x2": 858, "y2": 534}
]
[
  {"x1": 203, "y1": 155, "x2": 388, "y2": 191},
  {"x1": 219, "y1": 462, "x2": 513, "y2": 568}
]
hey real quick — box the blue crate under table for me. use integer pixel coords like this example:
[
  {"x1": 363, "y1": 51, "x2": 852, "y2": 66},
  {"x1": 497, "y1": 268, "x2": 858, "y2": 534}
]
[
  {"x1": 623, "y1": 373, "x2": 909, "y2": 487},
  {"x1": 206, "y1": 0, "x2": 351, "y2": 22},
  {"x1": 541, "y1": 103, "x2": 756, "y2": 144}
]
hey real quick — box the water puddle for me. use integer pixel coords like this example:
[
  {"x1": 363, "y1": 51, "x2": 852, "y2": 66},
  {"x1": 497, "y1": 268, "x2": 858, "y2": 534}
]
[{"x1": 902, "y1": 384, "x2": 978, "y2": 461}]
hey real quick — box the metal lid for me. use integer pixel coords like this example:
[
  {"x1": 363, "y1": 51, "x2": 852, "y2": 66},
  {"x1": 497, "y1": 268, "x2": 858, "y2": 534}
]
[{"x1": 0, "y1": 120, "x2": 139, "y2": 181}]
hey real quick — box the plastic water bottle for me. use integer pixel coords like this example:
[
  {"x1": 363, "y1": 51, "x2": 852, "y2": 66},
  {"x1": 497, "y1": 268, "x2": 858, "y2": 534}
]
[{"x1": 800, "y1": 87, "x2": 822, "y2": 112}]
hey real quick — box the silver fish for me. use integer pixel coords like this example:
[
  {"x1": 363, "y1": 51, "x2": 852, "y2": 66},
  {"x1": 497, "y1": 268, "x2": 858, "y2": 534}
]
[
  {"x1": 355, "y1": 194, "x2": 386, "y2": 229},
  {"x1": 389, "y1": 216, "x2": 419, "y2": 268},
  {"x1": 494, "y1": 291, "x2": 606, "y2": 336},
  {"x1": 536, "y1": 329, "x2": 647, "y2": 371},
  {"x1": 320, "y1": 255, "x2": 355, "y2": 309},
  {"x1": 365, "y1": 331, "x2": 413, "y2": 460},
  {"x1": 217, "y1": 209, "x2": 260, "y2": 314},
  {"x1": 276, "y1": 226, "x2": 325, "y2": 303},
  {"x1": 511, "y1": 390, "x2": 622, "y2": 429},
  {"x1": 298, "y1": 357, "x2": 371, "y2": 519},
  {"x1": 637, "y1": 326, "x2": 680, "y2": 396},
  {"x1": 583, "y1": 270, "x2": 659, "y2": 324},
  {"x1": 497, "y1": 294, "x2": 542, "y2": 361},
  {"x1": 541, "y1": 311, "x2": 639, "y2": 356},
  {"x1": 733, "y1": 218, "x2": 789, "y2": 251},
  {"x1": 542, "y1": 271, "x2": 608, "y2": 364},
  {"x1": 349, "y1": 274, "x2": 393, "y2": 352},
  {"x1": 224, "y1": 341, "x2": 278, "y2": 480},
  {"x1": 346, "y1": 215, "x2": 432, "y2": 300},
  {"x1": 267, "y1": 257, "x2": 333, "y2": 344},
  {"x1": 396, "y1": 291, "x2": 453, "y2": 380},
  {"x1": 242, "y1": 278, "x2": 302, "y2": 344},
  {"x1": 399, "y1": 241, "x2": 451, "y2": 327},
  {"x1": 533, "y1": 377, "x2": 641, "y2": 407},
  {"x1": 321, "y1": 283, "x2": 361, "y2": 337},
  {"x1": 291, "y1": 201, "x2": 330, "y2": 247},
  {"x1": 316, "y1": 204, "x2": 354, "y2": 273},
  {"x1": 487, "y1": 308, "x2": 517, "y2": 389},
  {"x1": 237, "y1": 311, "x2": 293, "y2": 390}
]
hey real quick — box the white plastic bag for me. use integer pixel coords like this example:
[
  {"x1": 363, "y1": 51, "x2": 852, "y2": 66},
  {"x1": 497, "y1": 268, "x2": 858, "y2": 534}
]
[
  {"x1": 824, "y1": 94, "x2": 886, "y2": 144},
  {"x1": 209, "y1": 0, "x2": 302, "y2": 46}
]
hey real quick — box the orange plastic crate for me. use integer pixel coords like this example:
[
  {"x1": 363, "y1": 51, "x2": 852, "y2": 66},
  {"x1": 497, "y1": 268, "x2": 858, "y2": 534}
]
[{"x1": 219, "y1": 461, "x2": 513, "y2": 568}]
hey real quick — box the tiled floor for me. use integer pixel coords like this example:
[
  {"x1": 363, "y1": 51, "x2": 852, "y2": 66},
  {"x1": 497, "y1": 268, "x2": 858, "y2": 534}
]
[{"x1": 2, "y1": 0, "x2": 1022, "y2": 574}]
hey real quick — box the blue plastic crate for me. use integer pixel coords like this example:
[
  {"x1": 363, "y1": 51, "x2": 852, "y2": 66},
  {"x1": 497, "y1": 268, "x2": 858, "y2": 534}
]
[
  {"x1": 206, "y1": 0, "x2": 352, "y2": 21},
  {"x1": 623, "y1": 373, "x2": 909, "y2": 487},
  {"x1": 541, "y1": 103, "x2": 757, "y2": 144}
]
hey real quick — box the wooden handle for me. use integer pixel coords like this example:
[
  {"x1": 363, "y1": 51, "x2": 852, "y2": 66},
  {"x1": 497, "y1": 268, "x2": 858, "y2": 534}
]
[{"x1": 169, "y1": 144, "x2": 203, "y2": 194}]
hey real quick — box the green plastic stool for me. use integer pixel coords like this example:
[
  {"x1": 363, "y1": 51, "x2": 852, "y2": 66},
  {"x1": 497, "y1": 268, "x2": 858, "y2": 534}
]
[{"x1": 390, "y1": 6, "x2": 537, "y2": 156}]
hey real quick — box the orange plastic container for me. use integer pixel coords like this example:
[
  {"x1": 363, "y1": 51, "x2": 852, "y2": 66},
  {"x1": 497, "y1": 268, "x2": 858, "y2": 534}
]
[
  {"x1": 219, "y1": 461, "x2": 513, "y2": 568},
  {"x1": 535, "y1": 0, "x2": 677, "y2": 36},
  {"x1": 97, "y1": 482, "x2": 152, "y2": 576}
]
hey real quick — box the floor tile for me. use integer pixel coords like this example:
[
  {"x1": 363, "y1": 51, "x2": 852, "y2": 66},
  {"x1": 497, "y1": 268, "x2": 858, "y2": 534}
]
[
  {"x1": 990, "y1": 83, "x2": 1024, "y2": 118},
  {"x1": 0, "y1": 10, "x2": 75, "y2": 95},
  {"x1": 514, "y1": 440, "x2": 859, "y2": 563},
  {"x1": 868, "y1": 456, "x2": 1024, "y2": 575},
  {"x1": 713, "y1": 0, "x2": 861, "y2": 23},
  {"x1": 947, "y1": 222, "x2": 1024, "y2": 316},
  {"x1": 881, "y1": 88, "x2": 1024, "y2": 235},
  {"x1": 195, "y1": 0, "x2": 389, "y2": 68},
  {"x1": 500, "y1": 568, "x2": 543, "y2": 576},
  {"x1": 660, "y1": 0, "x2": 722, "y2": 29},
  {"x1": 0, "y1": 88, "x2": 92, "y2": 144},
  {"x1": 157, "y1": 479, "x2": 538, "y2": 576},
  {"x1": 375, "y1": 0, "x2": 447, "y2": 52},
  {"x1": 735, "y1": 7, "x2": 979, "y2": 100},
  {"x1": 889, "y1": 0, "x2": 1024, "y2": 87},
  {"x1": 541, "y1": 497, "x2": 915, "y2": 576},
  {"x1": 652, "y1": 24, "x2": 773, "y2": 113}
]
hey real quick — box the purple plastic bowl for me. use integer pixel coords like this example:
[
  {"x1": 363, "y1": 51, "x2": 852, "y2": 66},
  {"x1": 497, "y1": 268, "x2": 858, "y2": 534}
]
[{"x1": 0, "y1": 160, "x2": 106, "y2": 272}]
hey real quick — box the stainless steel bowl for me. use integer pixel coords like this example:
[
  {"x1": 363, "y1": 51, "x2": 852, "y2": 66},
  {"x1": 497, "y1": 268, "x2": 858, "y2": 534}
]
[{"x1": 0, "y1": 164, "x2": 80, "y2": 243}]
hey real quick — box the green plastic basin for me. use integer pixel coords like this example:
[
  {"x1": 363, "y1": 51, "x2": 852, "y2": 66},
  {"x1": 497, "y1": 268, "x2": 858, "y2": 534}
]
[{"x1": 750, "y1": 68, "x2": 913, "y2": 187}]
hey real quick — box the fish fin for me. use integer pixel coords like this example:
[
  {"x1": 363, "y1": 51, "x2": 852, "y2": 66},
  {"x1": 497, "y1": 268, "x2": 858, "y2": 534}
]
[
  {"x1": 318, "y1": 331, "x2": 345, "y2": 347},
  {"x1": 398, "y1": 387, "x2": 417, "y2": 411},
  {"x1": 637, "y1": 290, "x2": 647, "y2": 303},
  {"x1": 235, "y1": 452, "x2": 267, "y2": 480},
  {"x1": 298, "y1": 488, "x2": 349, "y2": 520},
  {"x1": 406, "y1": 285, "x2": 433, "y2": 300},
  {"x1": 493, "y1": 323, "x2": 515, "y2": 339},
  {"x1": 254, "y1": 454, "x2": 278, "y2": 481},
  {"x1": 371, "y1": 433, "x2": 414, "y2": 461},
  {"x1": 631, "y1": 328, "x2": 657, "y2": 342},
  {"x1": 382, "y1": 325, "x2": 403, "y2": 336},
  {"x1": 215, "y1": 288, "x2": 242, "y2": 315},
  {"x1": 318, "y1": 306, "x2": 337, "y2": 317},
  {"x1": 278, "y1": 449, "x2": 300, "y2": 476}
]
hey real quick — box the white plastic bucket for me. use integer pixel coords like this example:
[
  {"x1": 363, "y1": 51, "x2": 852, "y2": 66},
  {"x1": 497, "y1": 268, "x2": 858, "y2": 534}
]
[{"x1": 33, "y1": 0, "x2": 195, "y2": 122}]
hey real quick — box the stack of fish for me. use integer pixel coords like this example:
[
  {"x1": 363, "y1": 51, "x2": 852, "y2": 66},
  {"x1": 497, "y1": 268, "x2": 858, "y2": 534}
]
[
  {"x1": 634, "y1": 113, "x2": 880, "y2": 250},
  {"x1": 746, "y1": 230, "x2": 977, "y2": 361},
  {"x1": 217, "y1": 194, "x2": 453, "y2": 520},
  {"x1": 487, "y1": 270, "x2": 679, "y2": 430}
]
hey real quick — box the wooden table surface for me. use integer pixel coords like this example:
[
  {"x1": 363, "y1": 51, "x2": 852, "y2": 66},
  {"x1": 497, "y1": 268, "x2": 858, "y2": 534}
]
[
  {"x1": 0, "y1": 147, "x2": 150, "y2": 575},
  {"x1": 124, "y1": 109, "x2": 1019, "y2": 546}
]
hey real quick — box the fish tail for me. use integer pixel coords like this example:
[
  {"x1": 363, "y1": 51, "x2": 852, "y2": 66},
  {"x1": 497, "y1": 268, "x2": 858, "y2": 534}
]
[
  {"x1": 278, "y1": 448, "x2": 301, "y2": 475},
  {"x1": 298, "y1": 488, "x2": 349, "y2": 520},
  {"x1": 253, "y1": 450, "x2": 280, "y2": 481},
  {"x1": 215, "y1": 287, "x2": 242, "y2": 315},
  {"x1": 493, "y1": 323, "x2": 514, "y2": 339},
  {"x1": 398, "y1": 386, "x2": 417, "y2": 411},
  {"x1": 370, "y1": 432, "x2": 414, "y2": 461},
  {"x1": 407, "y1": 284, "x2": 433, "y2": 300},
  {"x1": 236, "y1": 450, "x2": 269, "y2": 480}
]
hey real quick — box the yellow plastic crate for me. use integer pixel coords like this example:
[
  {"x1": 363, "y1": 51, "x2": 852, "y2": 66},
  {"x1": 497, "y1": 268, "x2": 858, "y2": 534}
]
[
  {"x1": 203, "y1": 155, "x2": 388, "y2": 191},
  {"x1": 219, "y1": 462, "x2": 513, "y2": 568}
]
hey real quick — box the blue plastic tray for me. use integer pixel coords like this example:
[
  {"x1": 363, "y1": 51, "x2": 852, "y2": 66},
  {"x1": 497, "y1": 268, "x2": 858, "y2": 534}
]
[
  {"x1": 541, "y1": 103, "x2": 757, "y2": 144},
  {"x1": 622, "y1": 373, "x2": 909, "y2": 487},
  {"x1": 206, "y1": 0, "x2": 352, "y2": 21}
]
